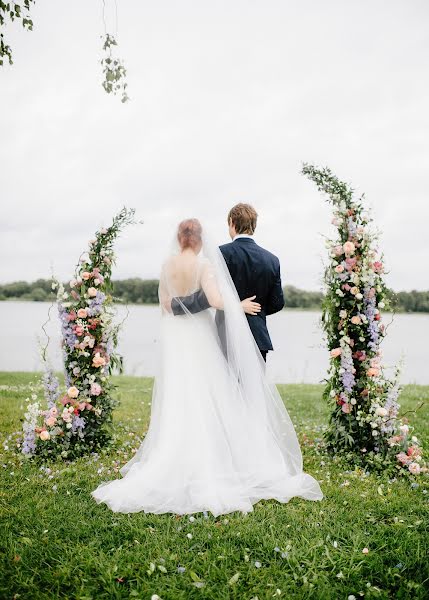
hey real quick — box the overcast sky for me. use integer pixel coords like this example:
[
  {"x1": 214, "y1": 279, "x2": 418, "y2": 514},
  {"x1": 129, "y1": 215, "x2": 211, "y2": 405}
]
[{"x1": 1, "y1": 0, "x2": 428, "y2": 291}]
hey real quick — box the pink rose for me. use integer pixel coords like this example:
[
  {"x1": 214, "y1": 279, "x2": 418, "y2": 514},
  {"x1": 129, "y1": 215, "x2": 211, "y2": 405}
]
[
  {"x1": 330, "y1": 347, "x2": 342, "y2": 358},
  {"x1": 408, "y1": 462, "x2": 421, "y2": 475},
  {"x1": 345, "y1": 257, "x2": 357, "y2": 271},
  {"x1": 396, "y1": 452, "x2": 409, "y2": 465},
  {"x1": 74, "y1": 325, "x2": 84, "y2": 336},
  {"x1": 77, "y1": 308, "x2": 88, "y2": 319},
  {"x1": 90, "y1": 382, "x2": 102, "y2": 396},
  {"x1": 335, "y1": 264, "x2": 344, "y2": 273},
  {"x1": 45, "y1": 416, "x2": 57, "y2": 427},
  {"x1": 407, "y1": 445, "x2": 422, "y2": 458},
  {"x1": 373, "y1": 261, "x2": 383, "y2": 273},
  {"x1": 341, "y1": 403, "x2": 352, "y2": 414},
  {"x1": 343, "y1": 241, "x2": 356, "y2": 256},
  {"x1": 333, "y1": 245, "x2": 344, "y2": 256}
]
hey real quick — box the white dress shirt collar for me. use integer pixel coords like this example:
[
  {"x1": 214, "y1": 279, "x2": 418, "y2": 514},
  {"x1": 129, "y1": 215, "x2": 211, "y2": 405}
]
[{"x1": 233, "y1": 233, "x2": 254, "y2": 241}]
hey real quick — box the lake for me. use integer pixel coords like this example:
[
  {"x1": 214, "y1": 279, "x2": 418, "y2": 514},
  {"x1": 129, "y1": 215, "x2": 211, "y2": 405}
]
[{"x1": 0, "y1": 301, "x2": 427, "y2": 384}]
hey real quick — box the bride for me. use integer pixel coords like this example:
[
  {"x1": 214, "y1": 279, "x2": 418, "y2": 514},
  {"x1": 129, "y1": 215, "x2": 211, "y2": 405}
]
[{"x1": 91, "y1": 219, "x2": 323, "y2": 515}]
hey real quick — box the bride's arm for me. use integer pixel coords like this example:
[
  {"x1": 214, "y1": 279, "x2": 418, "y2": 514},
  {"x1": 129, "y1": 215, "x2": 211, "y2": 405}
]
[
  {"x1": 201, "y1": 263, "x2": 223, "y2": 310},
  {"x1": 201, "y1": 263, "x2": 261, "y2": 315},
  {"x1": 158, "y1": 265, "x2": 172, "y2": 313}
]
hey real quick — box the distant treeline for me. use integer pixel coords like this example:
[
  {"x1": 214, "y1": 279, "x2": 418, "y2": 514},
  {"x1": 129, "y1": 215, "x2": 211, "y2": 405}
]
[{"x1": 0, "y1": 279, "x2": 428, "y2": 313}]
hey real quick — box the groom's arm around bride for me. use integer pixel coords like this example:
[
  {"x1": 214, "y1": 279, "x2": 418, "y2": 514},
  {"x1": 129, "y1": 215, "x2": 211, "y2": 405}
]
[{"x1": 171, "y1": 204, "x2": 285, "y2": 362}]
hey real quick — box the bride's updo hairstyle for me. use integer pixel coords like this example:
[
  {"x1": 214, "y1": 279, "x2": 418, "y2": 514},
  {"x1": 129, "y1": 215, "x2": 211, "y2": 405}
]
[{"x1": 177, "y1": 218, "x2": 203, "y2": 251}]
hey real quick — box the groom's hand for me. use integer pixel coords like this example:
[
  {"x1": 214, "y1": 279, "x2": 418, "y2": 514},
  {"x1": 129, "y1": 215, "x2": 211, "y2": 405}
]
[{"x1": 171, "y1": 289, "x2": 211, "y2": 316}]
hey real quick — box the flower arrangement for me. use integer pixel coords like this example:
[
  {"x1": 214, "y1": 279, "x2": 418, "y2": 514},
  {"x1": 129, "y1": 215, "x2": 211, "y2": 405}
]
[
  {"x1": 302, "y1": 164, "x2": 426, "y2": 476},
  {"x1": 21, "y1": 207, "x2": 137, "y2": 460}
]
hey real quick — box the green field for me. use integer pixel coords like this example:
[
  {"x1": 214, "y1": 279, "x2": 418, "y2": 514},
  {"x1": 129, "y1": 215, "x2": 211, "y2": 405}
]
[{"x1": 0, "y1": 373, "x2": 428, "y2": 599}]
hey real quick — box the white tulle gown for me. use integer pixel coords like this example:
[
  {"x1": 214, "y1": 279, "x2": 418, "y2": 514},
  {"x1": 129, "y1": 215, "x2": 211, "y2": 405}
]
[{"x1": 91, "y1": 230, "x2": 323, "y2": 516}]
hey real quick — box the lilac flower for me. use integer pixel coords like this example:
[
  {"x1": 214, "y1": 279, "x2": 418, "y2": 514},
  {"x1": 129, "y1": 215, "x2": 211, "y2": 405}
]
[
  {"x1": 42, "y1": 368, "x2": 60, "y2": 408},
  {"x1": 340, "y1": 344, "x2": 355, "y2": 394},
  {"x1": 87, "y1": 291, "x2": 106, "y2": 316},
  {"x1": 363, "y1": 287, "x2": 379, "y2": 351},
  {"x1": 58, "y1": 304, "x2": 78, "y2": 350},
  {"x1": 71, "y1": 414, "x2": 86, "y2": 436}
]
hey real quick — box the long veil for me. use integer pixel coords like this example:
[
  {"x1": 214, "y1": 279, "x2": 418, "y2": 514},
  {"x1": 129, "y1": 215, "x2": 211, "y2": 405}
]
[{"x1": 199, "y1": 229, "x2": 315, "y2": 481}]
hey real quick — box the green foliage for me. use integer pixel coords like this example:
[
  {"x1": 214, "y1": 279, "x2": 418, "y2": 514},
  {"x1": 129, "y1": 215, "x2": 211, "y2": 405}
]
[
  {"x1": 1, "y1": 374, "x2": 428, "y2": 599},
  {"x1": 101, "y1": 33, "x2": 129, "y2": 103},
  {"x1": 283, "y1": 285, "x2": 324, "y2": 310},
  {"x1": 0, "y1": 0, "x2": 34, "y2": 66}
]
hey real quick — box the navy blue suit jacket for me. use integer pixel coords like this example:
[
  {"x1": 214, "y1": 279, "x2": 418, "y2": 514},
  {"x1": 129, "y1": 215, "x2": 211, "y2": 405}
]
[
  {"x1": 171, "y1": 238, "x2": 285, "y2": 353},
  {"x1": 217, "y1": 238, "x2": 284, "y2": 351}
]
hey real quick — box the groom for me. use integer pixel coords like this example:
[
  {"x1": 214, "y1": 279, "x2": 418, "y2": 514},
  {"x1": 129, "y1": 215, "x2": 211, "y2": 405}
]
[{"x1": 171, "y1": 204, "x2": 285, "y2": 362}]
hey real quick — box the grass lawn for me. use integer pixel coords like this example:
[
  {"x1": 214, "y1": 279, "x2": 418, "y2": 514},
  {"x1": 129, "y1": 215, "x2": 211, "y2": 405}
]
[{"x1": 0, "y1": 372, "x2": 428, "y2": 600}]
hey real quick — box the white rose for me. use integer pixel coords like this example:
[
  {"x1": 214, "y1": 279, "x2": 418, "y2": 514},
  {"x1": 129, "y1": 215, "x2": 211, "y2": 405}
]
[
  {"x1": 378, "y1": 302, "x2": 385, "y2": 309},
  {"x1": 375, "y1": 407, "x2": 388, "y2": 417},
  {"x1": 399, "y1": 424, "x2": 409, "y2": 434},
  {"x1": 356, "y1": 293, "x2": 363, "y2": 300}
]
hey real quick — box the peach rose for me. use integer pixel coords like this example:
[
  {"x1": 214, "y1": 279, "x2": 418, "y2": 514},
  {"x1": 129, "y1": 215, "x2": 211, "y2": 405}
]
[
  {"x1": 45, "y1": 416, "x2": 57, "y2": 427},
  {"x1": 343, "y1": 241, "x2": 356, "y2": 256},
  {"x1": 88, "y1": 287, "x2": 98, "y2": 297},
  {"x1": 92, "y1": 352, "x2": 106, "y2": 368},
  {"x1": 39, "y1": 430, "x2": 50, "y2": 441},
  {"x1": 335, "y1": 264, "x2": 344, "y2": 273},
  {"x1": 351, "y1": 315, "x2": 361, "y2": 325},
  {"x1": 330, "y1": 347, "x2": 342, "y2": 358},
  {"x1": 367, "y1": 367, "x2": 380, "y2": 377},
  {"x1": 77, "y1": 308, "x2": 88, "y2": 319},
  {"x1": 67, "y1": 386, "x2": 79, "y2": 398},
  {"x1": 81, "y1": 271, "x2": 92, "y2": 281},
  {"x1": 350, "y1": 286, "x2": 359, "y2": 295}
]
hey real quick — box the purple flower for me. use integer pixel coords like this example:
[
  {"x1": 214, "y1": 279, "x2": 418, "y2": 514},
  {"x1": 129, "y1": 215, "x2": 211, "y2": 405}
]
[
  {"x1": 87, "y1": 291, "x2": 106, "y2": 316},
  {"x1": 42, "y1": 368, "x2": 60, "y2": 408}
]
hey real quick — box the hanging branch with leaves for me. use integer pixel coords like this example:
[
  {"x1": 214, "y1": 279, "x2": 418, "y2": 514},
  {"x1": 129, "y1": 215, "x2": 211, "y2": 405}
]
[
  {"x1": 100, "y1": 0, "x2": 129, "y2": 103},
  {"x1": 0, "y1": 0, "x2": 35, "y2": 66}
]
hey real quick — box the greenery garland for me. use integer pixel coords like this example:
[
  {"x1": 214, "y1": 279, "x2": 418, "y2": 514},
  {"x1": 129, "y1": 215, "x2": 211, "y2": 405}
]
[
  {"x1": 302, "y1": 164, "x2": 426, "y2": 476},
  {"x1": 21, "y1": 207, "x2": 137, "y2": 460}
]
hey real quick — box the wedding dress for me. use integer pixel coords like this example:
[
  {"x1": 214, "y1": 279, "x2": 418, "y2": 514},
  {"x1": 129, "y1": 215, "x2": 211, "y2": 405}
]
[{"x1": 91, "y1": 227, "x2": 323, "y2": 515}]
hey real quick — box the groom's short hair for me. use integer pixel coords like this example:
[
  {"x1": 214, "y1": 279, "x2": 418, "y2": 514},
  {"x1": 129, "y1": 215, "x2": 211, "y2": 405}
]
[{"x1": 228, "y1": 203, "x2": 258, "y2": 235}]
